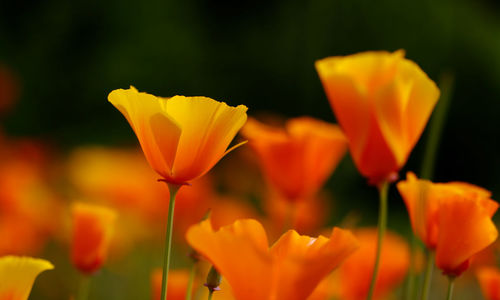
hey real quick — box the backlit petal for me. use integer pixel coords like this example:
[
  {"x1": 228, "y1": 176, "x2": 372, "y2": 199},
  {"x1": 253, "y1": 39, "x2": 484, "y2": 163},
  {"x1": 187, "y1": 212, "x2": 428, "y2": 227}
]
[
  {"x1": 167, "y1": 96, "x2": 248, "y2": 182},
  {"x1": 436, "y1": 197, "x2": 498, "y2": 276},
  {"x1": 186, "y1": 219, "x2": 271, "y2": 300},
  {"x1": 0, "y1": 256, "x2": 53, "y2": 300}
]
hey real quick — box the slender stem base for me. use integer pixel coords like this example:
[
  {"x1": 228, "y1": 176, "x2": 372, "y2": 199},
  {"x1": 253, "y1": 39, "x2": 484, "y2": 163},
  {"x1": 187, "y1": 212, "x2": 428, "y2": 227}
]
[
  {"x1": 185, "y1": 263, "x2": 197, "y2": 300},
  {"x1": 420, "y1": 251, "x2": 435, "y2": 300},
  {"x1": 404, "y1": 235, "x2": 418, "y2": 300},
  {"x1": 446, "y1": 278, "x2": 455, "y2": 300},
  {"x1": 77, "y1": 275, "x2": 91, "y2": 300},
  {"x1": 366, "y1": 181, "x2": 389, "y2": 300},
  {"x1": 161, "y1": 184, "x2": 181, "y2": 300},
  {"x1": 208, "y1": 292, "x2": 214, "y2": 300}
]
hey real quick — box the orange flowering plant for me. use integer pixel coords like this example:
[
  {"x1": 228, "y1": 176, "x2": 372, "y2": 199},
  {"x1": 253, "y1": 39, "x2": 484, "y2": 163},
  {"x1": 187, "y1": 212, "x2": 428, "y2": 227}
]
[
  {"x1": 0, "y1": 256, "x2": 54, "y2": 300},
  {"x1": 186, "y1": 218, "x2": 359, "y2": 300},
  {"x1": 477, "y1": 266, "x2": 500, "y2": 300},
  {"x1": 108, "y1": 86, "x2": 248, "y2": 300},
  {"x1": 335, "y1": 228, "x2": 410, "y2": 300},
  {"x1": 398, "y1": 172, "x2": 498, "y2": 298},
  {"x1": 315, "y1": 50, "x2": 439, "y2": 184},
  {"x1": 71, "y1": 202, "x2": 117, "y2": 275},
  {"x1": 316, "y1": 50, "x2": 440, "y2": 300},
  {"x1": 108, "y1": 86, "x2": 248, "y2": 186},
  {"x1": 241, "y1": 116, "x2": 347, "y2": 201}
]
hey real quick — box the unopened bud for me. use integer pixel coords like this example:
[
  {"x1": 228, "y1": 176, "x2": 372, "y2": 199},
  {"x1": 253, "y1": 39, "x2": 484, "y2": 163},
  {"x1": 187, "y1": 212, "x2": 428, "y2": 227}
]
[{"x1": 204, "y1": 266, "x2": 222, "y2": 293}]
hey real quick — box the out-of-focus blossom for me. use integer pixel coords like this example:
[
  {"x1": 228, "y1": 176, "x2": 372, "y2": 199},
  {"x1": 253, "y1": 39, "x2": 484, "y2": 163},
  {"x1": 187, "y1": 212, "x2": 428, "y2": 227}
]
[
  {"x1": 0, "y1": 139, "x2": 60, "y2": 256},
  {"x1": 71, "y1": 202, "x2": 117, "y2": 274},
  {"x1": 398, "y1": 172, "x2": 498, "y2": 276},
  {"x1": 151, "y1": 269, "x2": 192, "y2": 300},
  {"x1": 316, "y1": 51, "x2": 439, "y2": 184},
  {"x1": 477, "y1": 266, "x2": 500, "y2": 300},
  {"x1": 67, "y1": 147, "x2": 169, "y2": 222},
  {"x1": 186, "y1": 218, "x2": 358, "y2": 300},
  {"x1": 264, "y1": 189, "x2": 330, "y2": 237},
  {"x1": 0, "y1": 64, "x2": 19, "y2": 115},
  {"x1": 241, "y1": 117, "x2": 346, "y2": 201},
  {"x1": 108, "y1": 86, "x2": 247, "y2": 185},
  {"x1": 334, "y1": 228, "x2": 409, "y2": 300},
  {"x1": 0, "y1": 256, "x2": 53, "y2": 300},
  {"x1": 172, "y1": 177, "x2": 258, "y2": 242}
]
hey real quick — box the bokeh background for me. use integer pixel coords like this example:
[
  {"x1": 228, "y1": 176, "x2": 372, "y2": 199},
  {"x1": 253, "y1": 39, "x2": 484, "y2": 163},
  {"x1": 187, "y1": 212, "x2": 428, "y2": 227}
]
[{"x1": 1, "y1": 0, "x2": 500, "y2": 299}]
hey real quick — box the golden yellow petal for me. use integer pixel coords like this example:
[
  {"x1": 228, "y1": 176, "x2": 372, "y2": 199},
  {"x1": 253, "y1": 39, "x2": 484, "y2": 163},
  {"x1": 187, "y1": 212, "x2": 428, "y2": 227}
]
[
  {"x1": 0, "y1": 256, "x2": 54, "y2": 300},
  {"x1": 166, "y1": 96, "x2": 247, "y2": 182},
  {"x1": 108, "y1": 87, "x2": 182, "y2": 178}
]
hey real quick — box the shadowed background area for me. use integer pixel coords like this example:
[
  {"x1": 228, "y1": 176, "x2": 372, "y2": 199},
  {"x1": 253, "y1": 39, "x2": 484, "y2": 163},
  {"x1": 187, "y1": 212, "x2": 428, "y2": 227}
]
[{"x1": 0, "y1": 0, "x2": 499, "y2": 299}]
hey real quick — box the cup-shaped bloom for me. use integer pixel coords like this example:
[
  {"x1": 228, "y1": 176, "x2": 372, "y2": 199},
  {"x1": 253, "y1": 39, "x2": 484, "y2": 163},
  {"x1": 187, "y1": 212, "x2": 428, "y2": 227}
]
[
  {"x1": 477, "y1": 266, "x2": 500, "y2": 300},
  {"x1": 71, "y1": 202, "x2": 117, "y2": 274},
  {"x1": 0, "y1": 256, "x2": 53, "y2": 300},
  {"x1": 315, "y1": 51, "x2": 440, "y2": 184},
  {"x1": 186, "y1": 218, "x2": 358, "y2": 300},
  {"x1": 336, "y1": 228, "x2": 409, "y2": 300},
  {"x1": 241, "y1": 117, "x2": 347, "y2": 201},
  {"x1": 398, "y1": 172, "x2": 498, "y2": 276},
  {"x1": 108, "y1": 87, "x2": 248, "y2": 185}
]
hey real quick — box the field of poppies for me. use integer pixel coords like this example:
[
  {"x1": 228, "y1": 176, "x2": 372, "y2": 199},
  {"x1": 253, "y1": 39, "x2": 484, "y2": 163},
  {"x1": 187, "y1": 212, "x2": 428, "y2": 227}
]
[{"x1": 1, "y1": 1, "x2": 500, "y2": 300}]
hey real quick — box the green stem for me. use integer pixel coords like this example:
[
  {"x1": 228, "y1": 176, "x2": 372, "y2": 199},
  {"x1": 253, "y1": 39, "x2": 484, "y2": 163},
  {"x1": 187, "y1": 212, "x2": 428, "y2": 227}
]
[
  {"x1": 208, "y1": 292, "x2": 214, "y2": 300},
  {"x1": 404, "y1": 235, "x2": 417, "y2": 300},
  {"x1": 366, "y1": 181, "x2": 389, "y2": 300},
  {"x1": 77, "y1": 275, "x2": 91, "y2": 300},
  {"x1": 161, "y1": 183, "x2": 181, "y2": 300},
  {"x1": 185, "y1": 263, "x2": 197, "y2": 300},
  {"x1": 420, "y1": 251, "x2": 435, "y2": 300},
  {"x1": 446, "y1": 278, "x2": 455, "y2": 300}
]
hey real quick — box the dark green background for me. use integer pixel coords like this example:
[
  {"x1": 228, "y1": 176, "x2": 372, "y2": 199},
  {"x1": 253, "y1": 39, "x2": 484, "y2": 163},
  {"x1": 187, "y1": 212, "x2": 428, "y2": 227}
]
[{"x1": 2, "y1": 0, "x2": 500, "y2": 220}]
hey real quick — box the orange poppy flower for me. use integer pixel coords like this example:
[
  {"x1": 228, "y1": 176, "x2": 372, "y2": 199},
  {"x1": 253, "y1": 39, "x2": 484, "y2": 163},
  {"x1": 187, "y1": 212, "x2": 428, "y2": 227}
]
[
  {"x1": 477, "y1": 266, "x2": 500, "y2": 300},
  {"x1": 108, "y1": 86, "x2": 248, "y2": 185},
  {"x1": 264, "y1": 189, "x2": 330, "y2": 237},
  {"x1": 335, "y1": 228, "x2": 410, "y2": 300},
  {"x1": 315, "y1": 51, "x2": 440, "y2": 184},
  {"x1": 68, "y1": 146, "x2": 169, "y2": 222},
  {"x1": 397, "y1": 172, "x2": 498, "y2": 276},
  {"x1": 0, "y1": 256, "x2": 53, "y2": 300},
  {"x1": 241, "y1": 117, "x2": 347, "y2": 201},
  {"x1": 0, "y1": 140, "x2": 61, "y2": 256},
  {"x1": 71, "y1": 202, "x2": 117, "y2": 274},
  {"x1": 151, "y1": 269, "x2": 192, "y2": 300},
  {"x1": 186, "y1": 218, "x2": 358, "y2": 300}
]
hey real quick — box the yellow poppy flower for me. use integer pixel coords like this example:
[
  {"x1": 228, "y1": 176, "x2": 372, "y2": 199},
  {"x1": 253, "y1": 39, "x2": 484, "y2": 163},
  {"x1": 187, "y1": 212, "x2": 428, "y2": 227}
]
[
  {"x1": 108, "y1": 87, "x2": 248, "y2": 185},
  {"x1": 0, "y1": 256, "x2": 53, "y2": 300}
]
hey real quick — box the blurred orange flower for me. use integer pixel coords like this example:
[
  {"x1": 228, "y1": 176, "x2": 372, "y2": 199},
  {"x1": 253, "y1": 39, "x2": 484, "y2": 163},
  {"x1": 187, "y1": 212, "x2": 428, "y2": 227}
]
[
  {"x1": 186, "y1": 218, "x2": 358, "y2": 300},
  {"x1": 71, "y1": 203, "x2": 117, "y2": 274},
  {"x1": 0, "y1": 64, "x2": 19, "y2": 115},
  {"x1": 0, "y1": 256, "x2": 53, "y2": 300},
  {"x1": 315, "y1": 51, "x2": 440, "y2": 184},
  {"x1": 477, "y1": 266, "x2": 500, "y2": 300},
  {"x1": 397, "y1": 172, "x2": 498, "y2": 276},
  {"x1": 264, "y1": 190, "x2": 330, "y2": 237},
  {"x1": 241, "y1": 117, "x2": 346, "y2": 201},
  {"x1": 0, "y1": 139, "x2": 61, "y2": 256},
  {"x1": 68, "y1": 147, "x2": 168, "y2": 222},
  {"x1": 335, "y1": 228, "x2": 409, "y2": 300},
  {"x1": 151, "y1": 269, "x2": 192, "y2": 300},
  {"x1": 108, "y1": 86, "x2": 248, "y2": 185}
]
